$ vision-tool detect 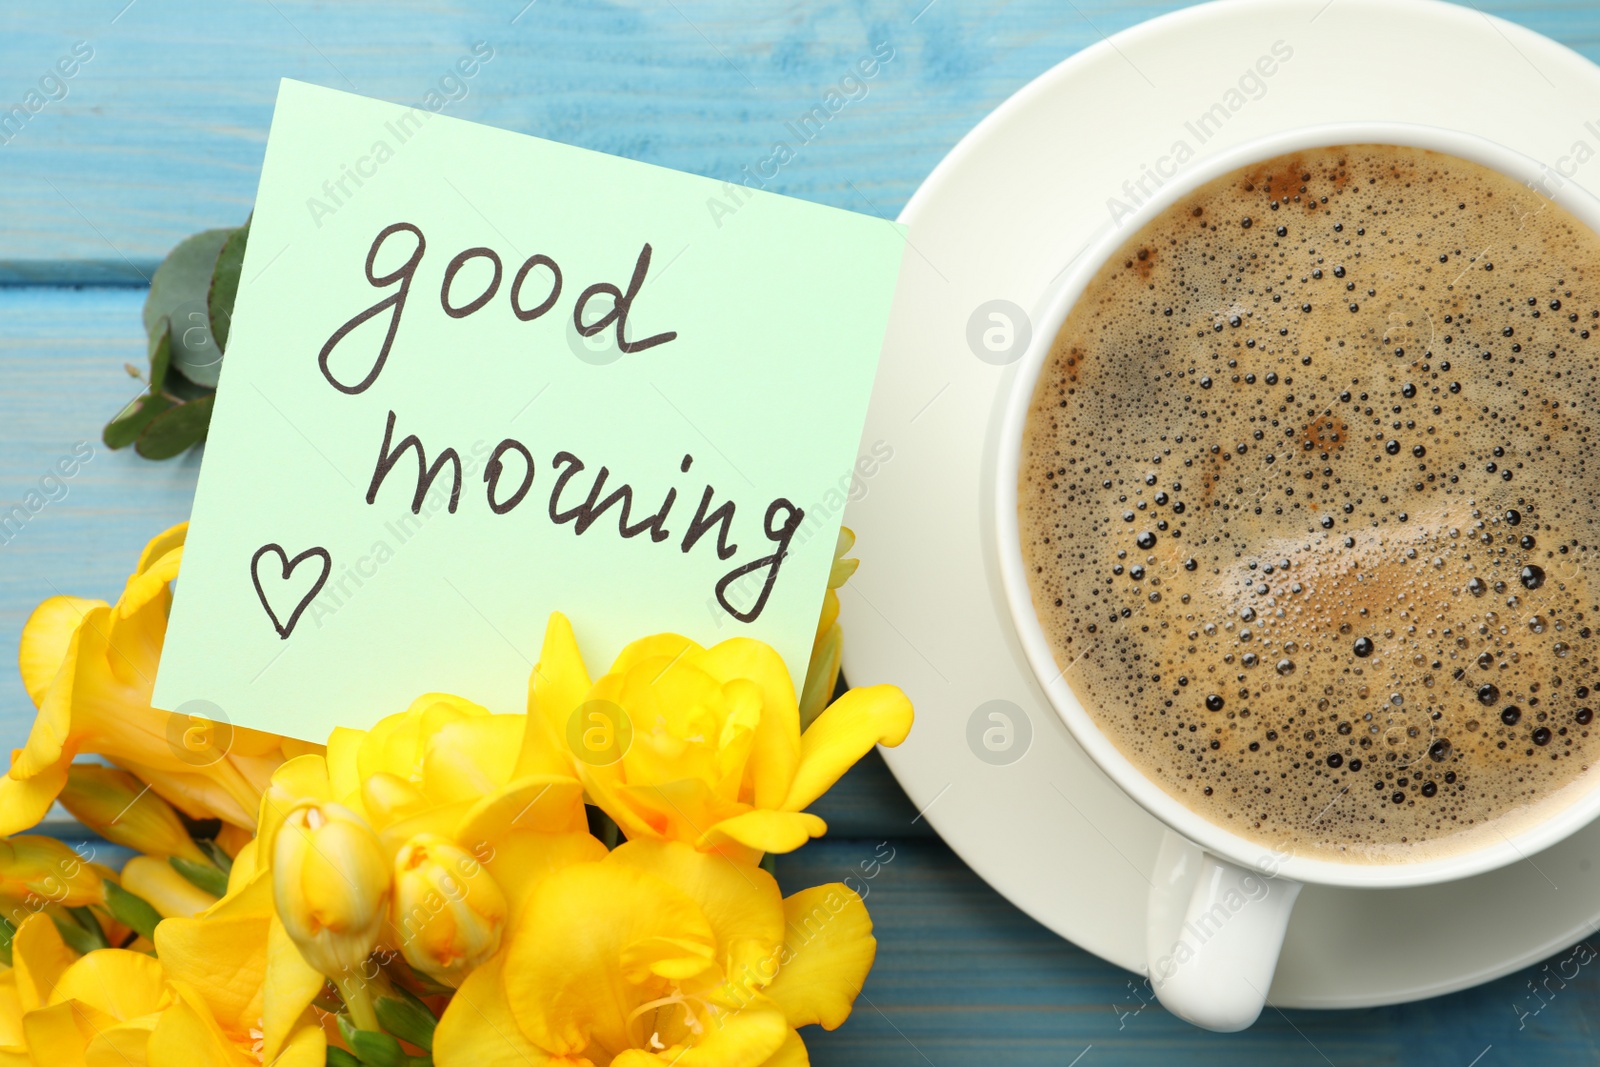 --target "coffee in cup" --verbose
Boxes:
[1018,143,1600,864]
